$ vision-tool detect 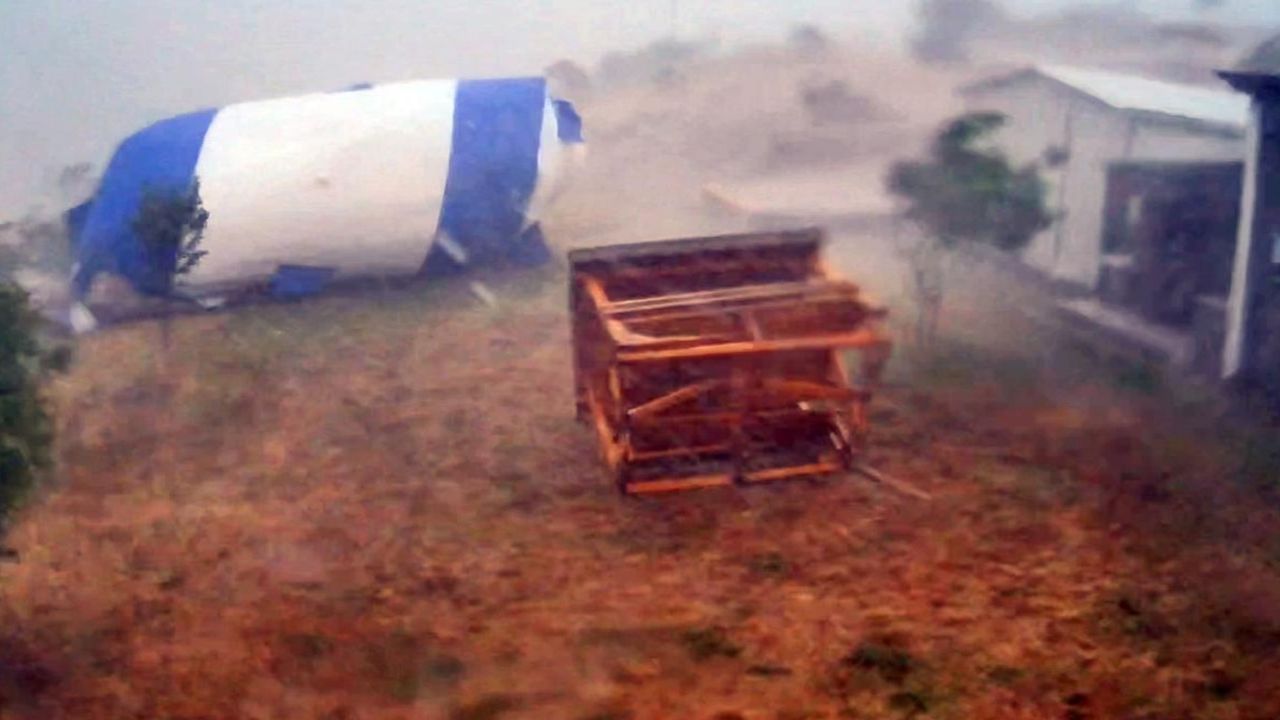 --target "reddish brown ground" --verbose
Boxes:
[2,260,1279,720]
[5,38,1280,720]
